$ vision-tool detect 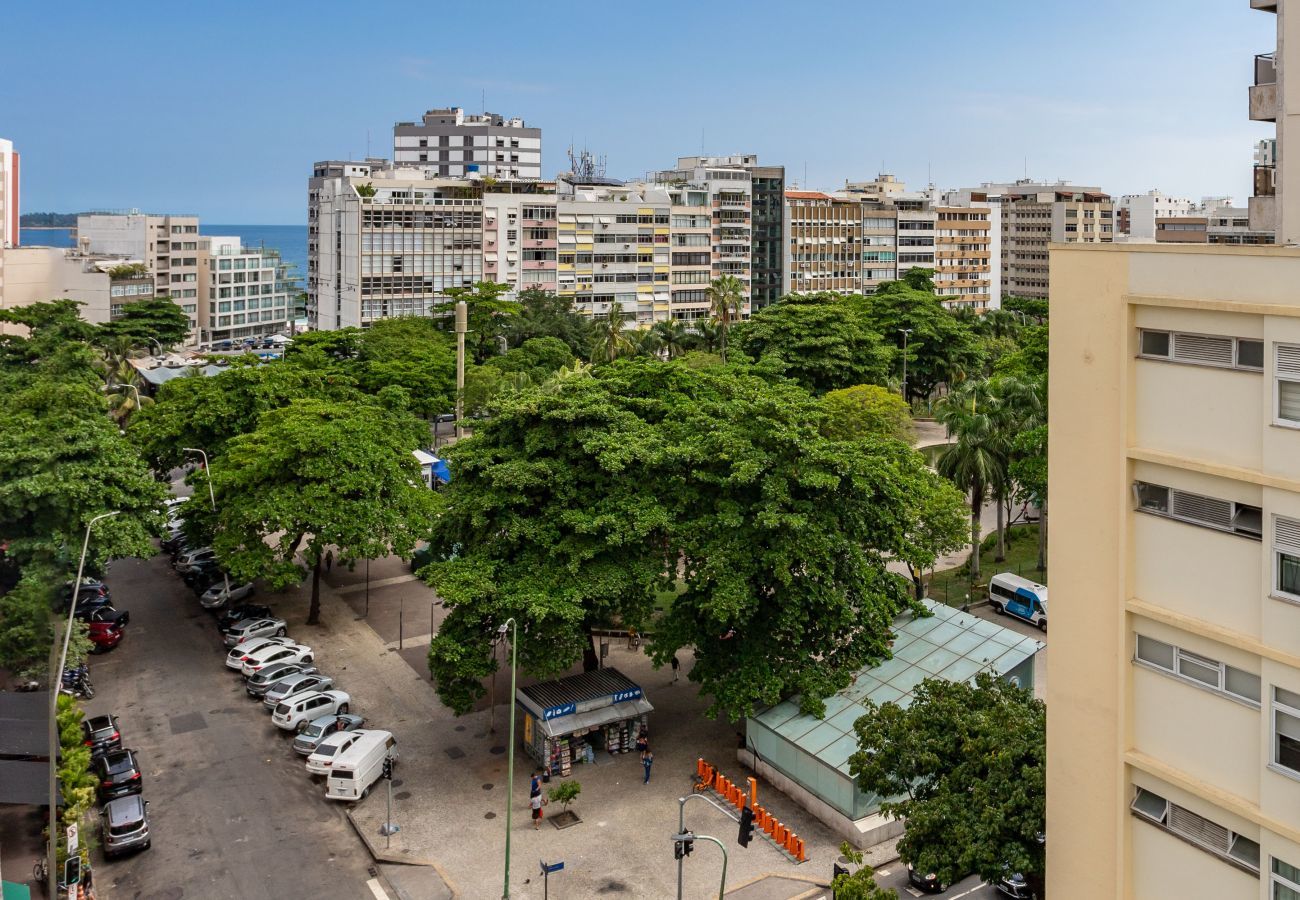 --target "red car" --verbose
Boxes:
[89,620,125,653]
